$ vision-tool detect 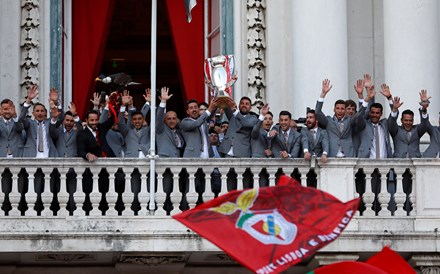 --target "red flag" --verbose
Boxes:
[310,247,415,274]
[173,176,360,273]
